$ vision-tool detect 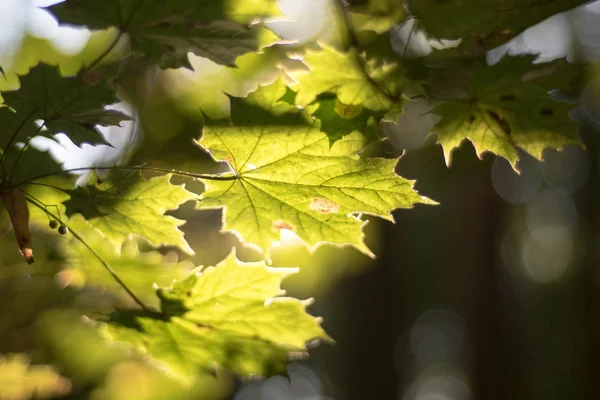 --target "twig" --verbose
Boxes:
[22,191,160,315]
